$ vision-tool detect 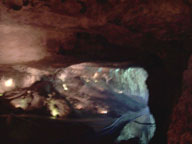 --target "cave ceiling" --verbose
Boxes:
[0,0,192,66]
[1,1,192,143]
